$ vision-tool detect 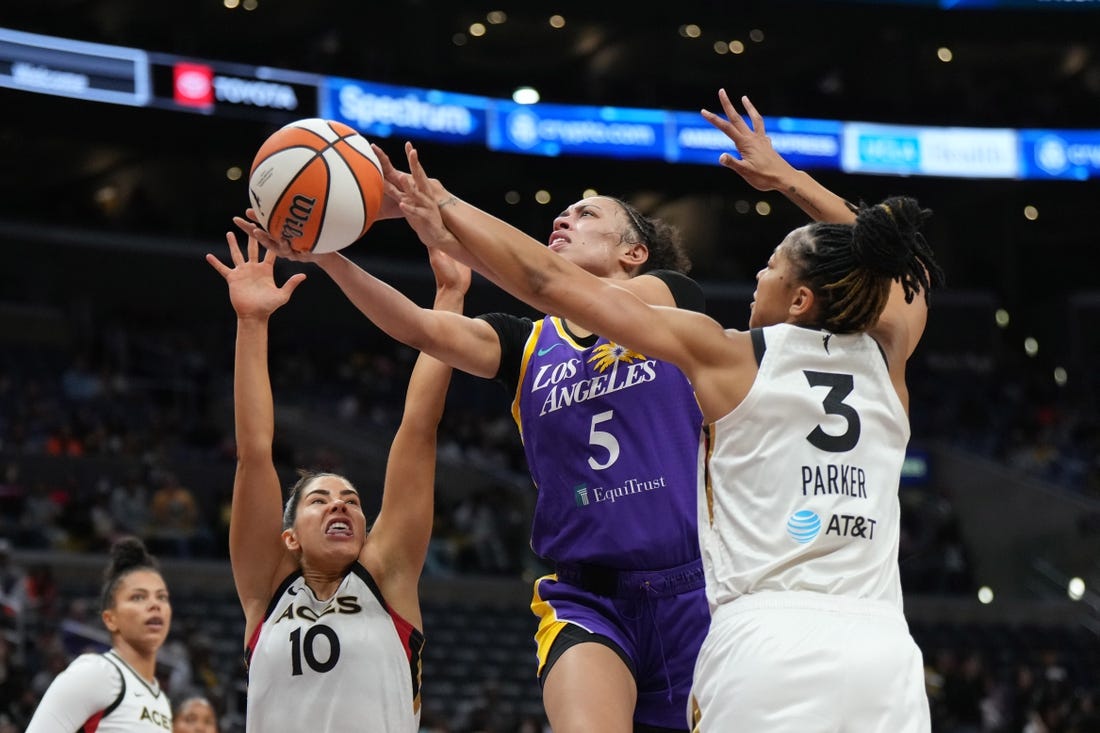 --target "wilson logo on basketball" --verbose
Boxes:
[279,194,317,246]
